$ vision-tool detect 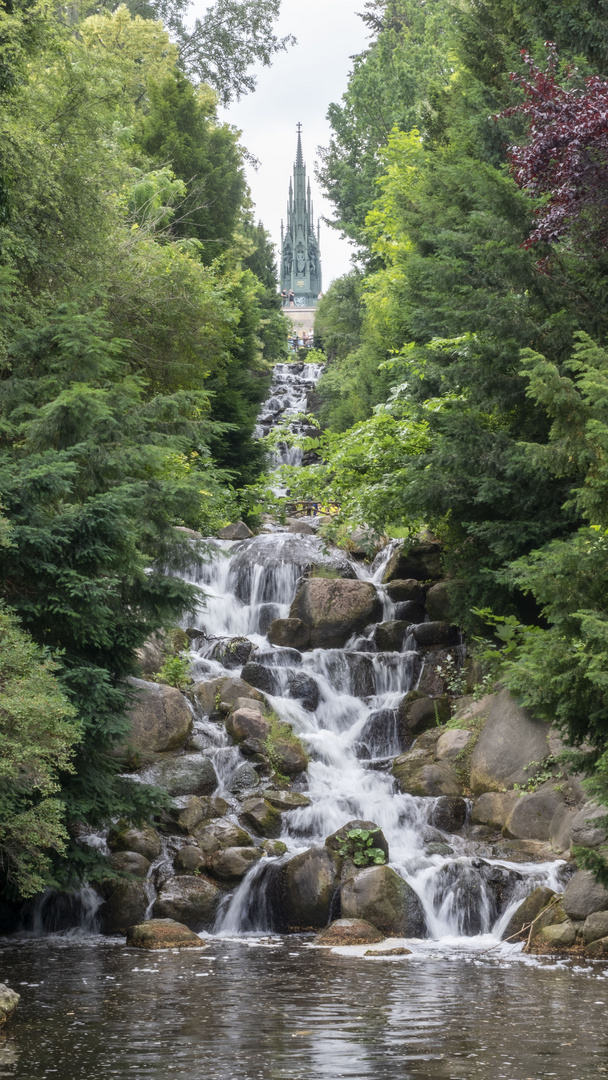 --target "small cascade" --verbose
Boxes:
[171,358,569,944]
